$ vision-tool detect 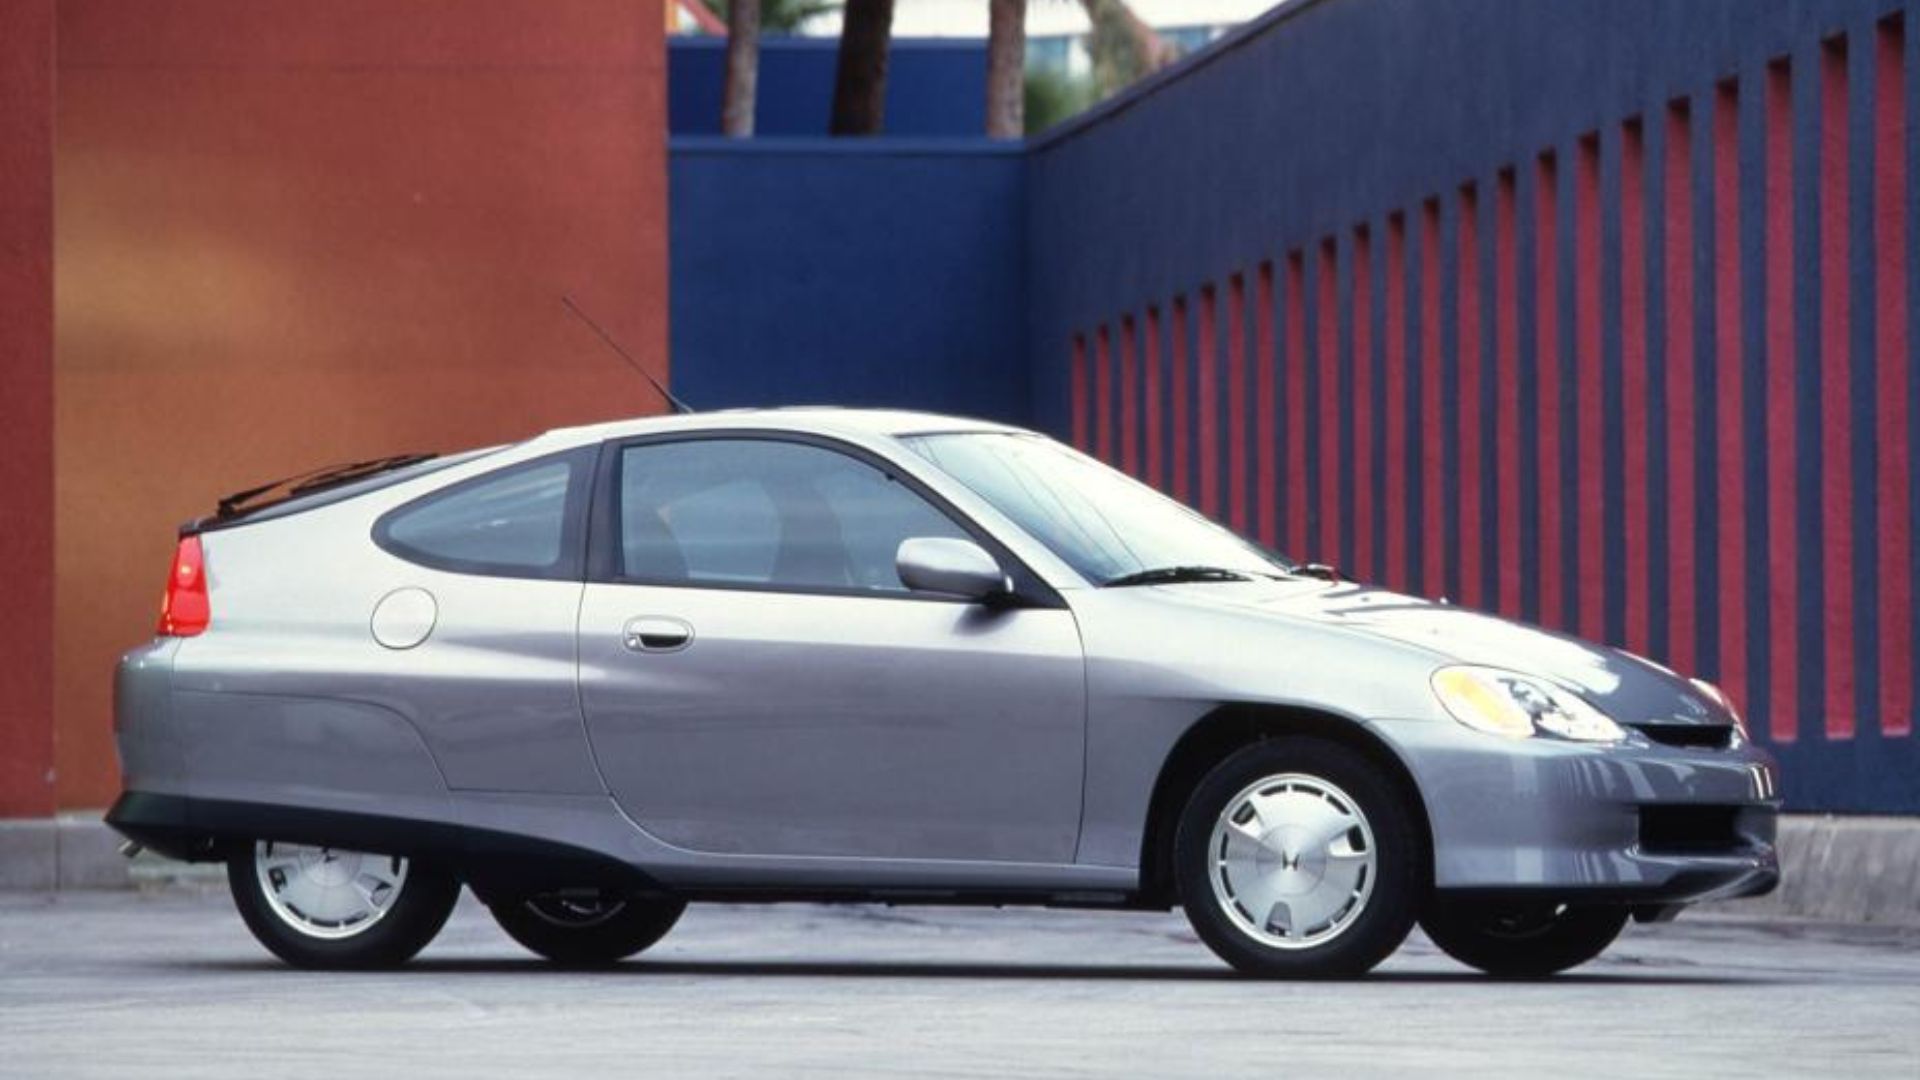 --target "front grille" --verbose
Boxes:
[1630,722,1736,750]
[1639,805,1746,855]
